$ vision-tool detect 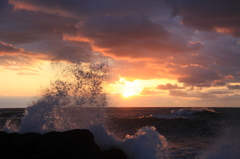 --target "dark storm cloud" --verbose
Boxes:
[0,11,78,46]
[0,0,94,64]
[8,0,166,18]
[157,83,183,90]
[9,0,203,59]
[76,15,203,59]
[166,0,240,36]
